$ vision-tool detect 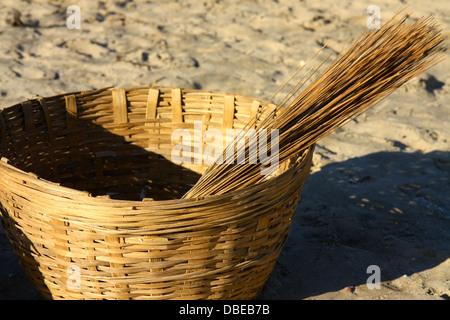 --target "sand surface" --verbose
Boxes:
[0,0,449,300]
